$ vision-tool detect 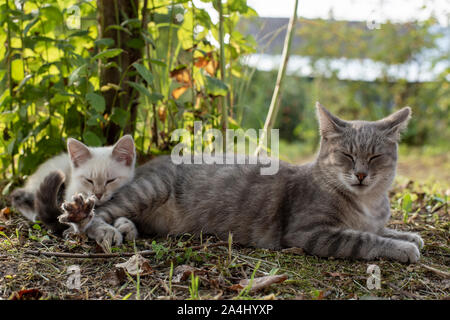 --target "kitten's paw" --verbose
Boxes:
[62,226,76,239]
[405,233,424,250]
[95,225,123,250]
[392,241,420,264]
[114,217,138,242]
[59,193,95,225]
